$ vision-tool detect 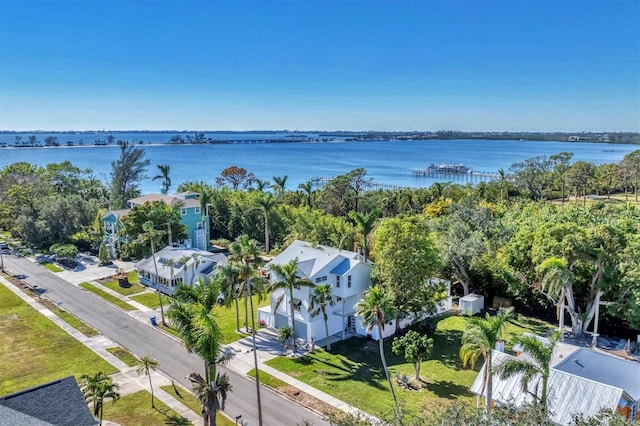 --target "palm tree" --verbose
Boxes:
[349,209,380,261]
[309,283,335,350]
[228,236,265,426]
[136,355,159,408]
[272,175,288,196]
[498,168,508,201]
[460,307,515,411]
[254,178,271,192]
[277,324,294,350]
[268,258,314,353]
[153,164,171,194]
[217,263,242,332]
[298,180,313,208]
[168,278,232,426]
[79,371,120,425]
[540,257,580,336]
[143,221,166,326]
[494,331,561,411]
[163,258,177,291]
[255,192,277,253]
[355,285,400,418]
